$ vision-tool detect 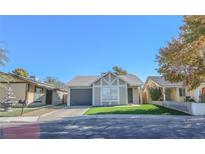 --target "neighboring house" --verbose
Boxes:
[67,72,144,106]
[144,76,205,103]
[0,72,67,106]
